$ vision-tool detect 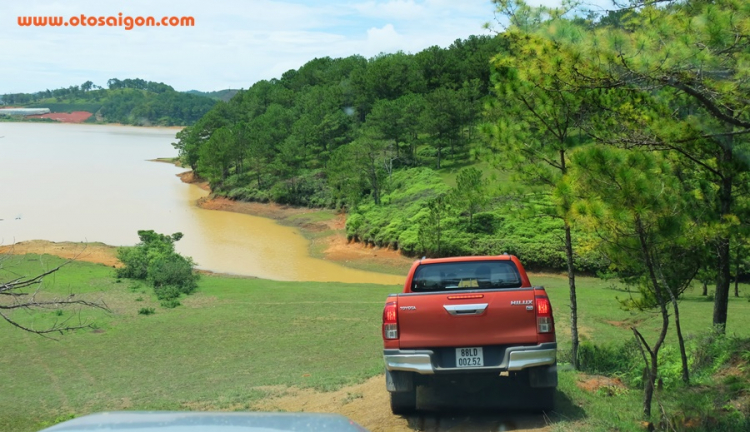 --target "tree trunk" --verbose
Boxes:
[673,298,690,384]
[662,270,690,384]
[713,146,733,332]
[702,281,707,296]
[735,253,740,297]
[437,142,442,170]
[634,215,670,418]
[559,148,579,370]
[564,223,579,370]
[714,237,731,330]
[653,261,691,385]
